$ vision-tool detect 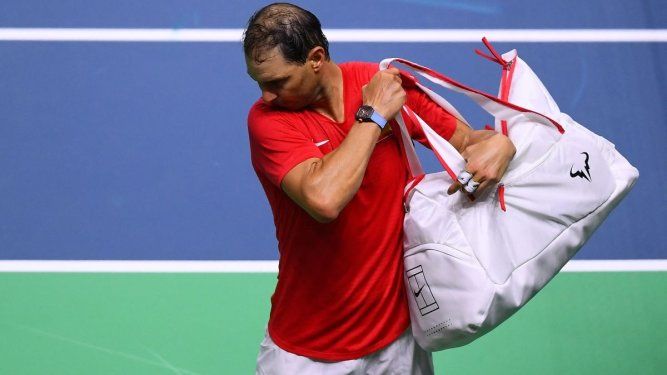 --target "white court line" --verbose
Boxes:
[0,260,278,273]
[560,260,667,272]
[0,260,665,273]
[0,28,666,42]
